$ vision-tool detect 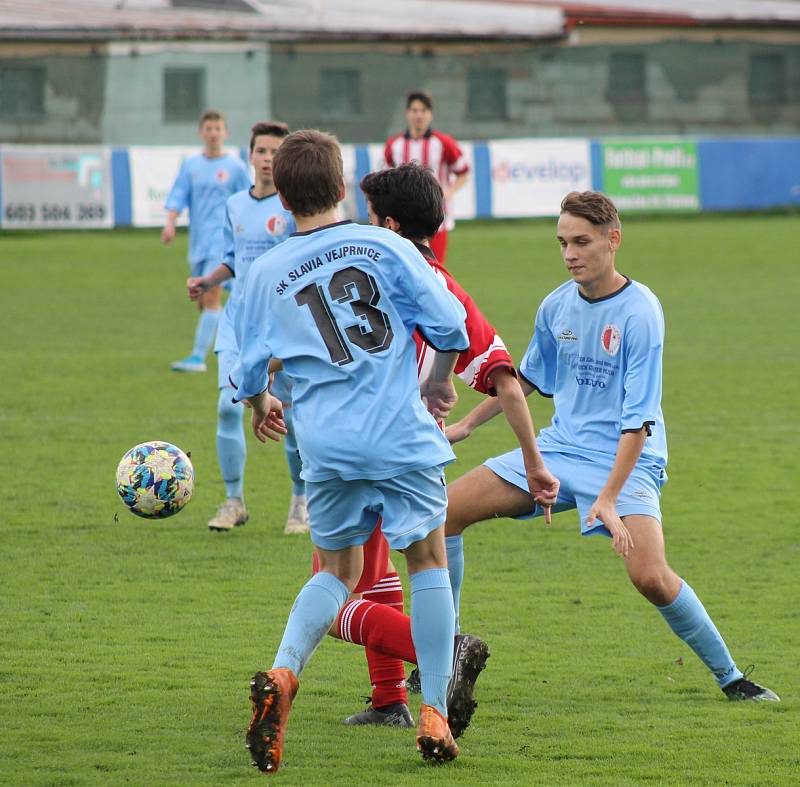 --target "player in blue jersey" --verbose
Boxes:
[443,191,779,703]
[231,130,470,772]
[185,121,307,534]
[162,109,251,373]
